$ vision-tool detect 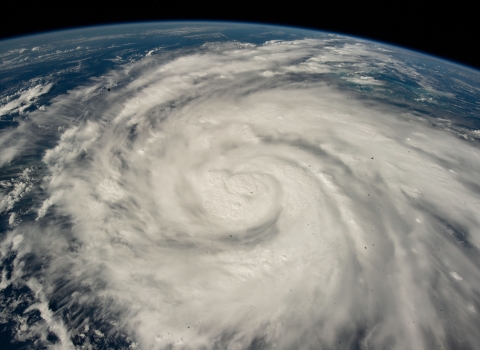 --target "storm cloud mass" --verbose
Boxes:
[2,33,480,349]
